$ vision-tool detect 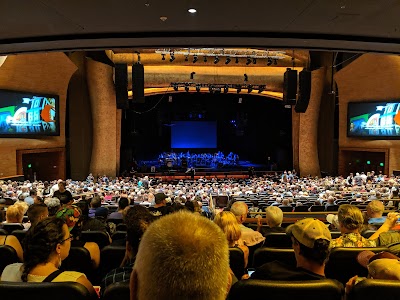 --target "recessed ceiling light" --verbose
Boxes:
[188,8,197,13]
